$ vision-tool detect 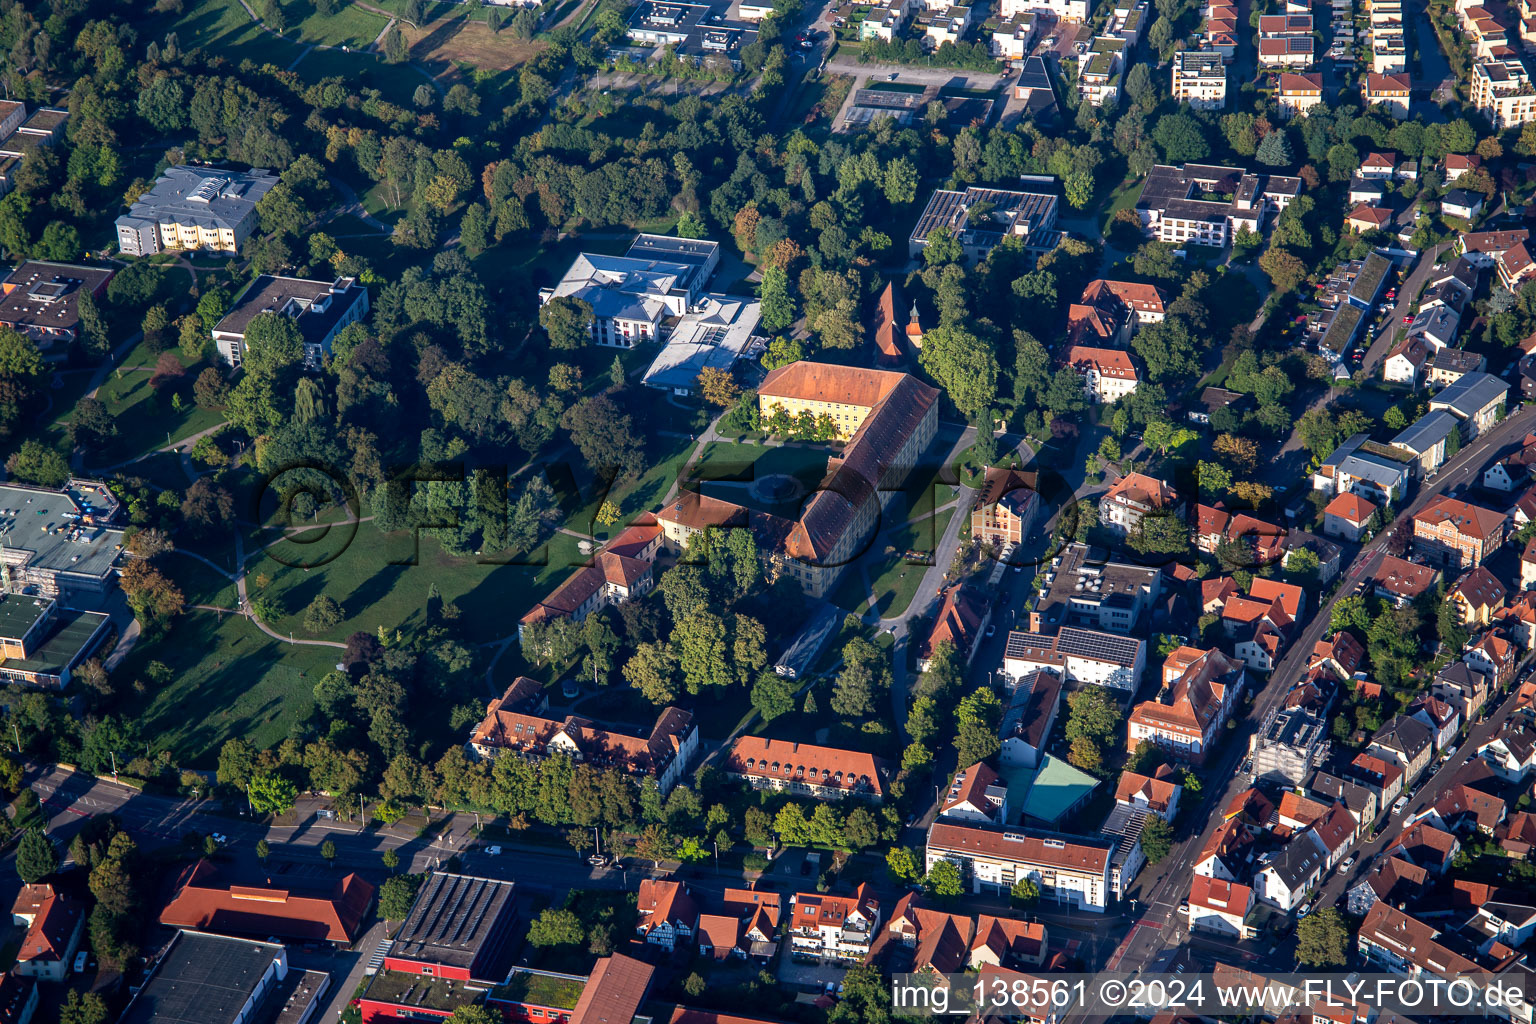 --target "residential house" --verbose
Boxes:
[919,585,988,672]
[1349,205,1393,234]
[1368,554,1441,606]
[1278,72,1325,117]
[1254,831,1328,912]
[1126,647,1246,763]
[1427,781,1506,834]
[1194,817,1261,882]
[1443,189,1485,222]
[1358,151,1397,178]
[1311,433,1414,504]
[924,822,1113,909]
[969,916,1048,968]
[1345,855,1428,916]
[1405,304,1462,352]
[1002,628,1145,691]
[1099,472,1182,536]
[1172,50,1227,109]
[1367,714,1435,785]
[1407,694,1462,751]
[1348,751,1405,808]
[1383,338,1432,385]
[789,887,881,962]
[1412,497,1508,570]
[1063,345,1139,403]
[1357,902,1479,978]
[9,886,81,983]
[1114,764,1183,821]
[999,670,1063,770]
[1188,386,1252,426]
[1307,770,1380,829]
[723,737,891,802]
[636,880,699,951]
[696,915,744,961]
[1432,660,1492,722]
[1450,566,1509,626]
[940,762,1010,824]
[1389,820,1460,873]
[1428,370,1508,440]
[1389,410,1459,476]
[1186,876,1255,939]
[1466,631,1518,687]
[1363,72,1412,117]
[1323,492,1378,542]
[1478,716,1536,782]
[971,468,1039,549]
